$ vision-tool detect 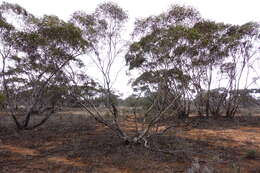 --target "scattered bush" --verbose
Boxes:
[244,150,257,159]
